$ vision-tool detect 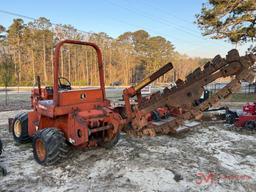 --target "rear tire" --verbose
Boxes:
[32,128,69,166]
[12,112,31,143]
[225,111,238,124]
[99,132,120,149]
[244,121,256,130]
